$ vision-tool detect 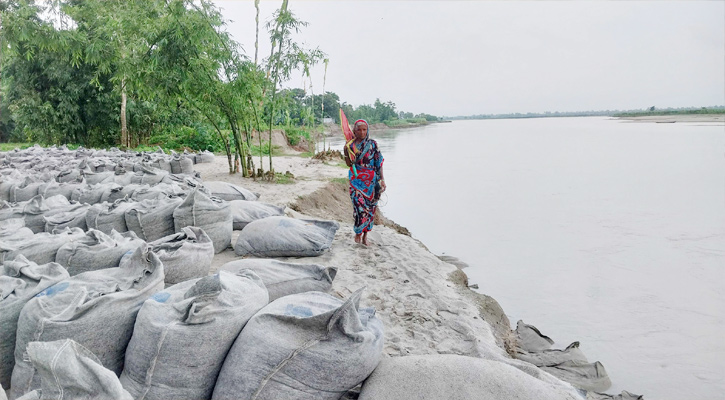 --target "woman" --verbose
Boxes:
[344,119,386,245]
